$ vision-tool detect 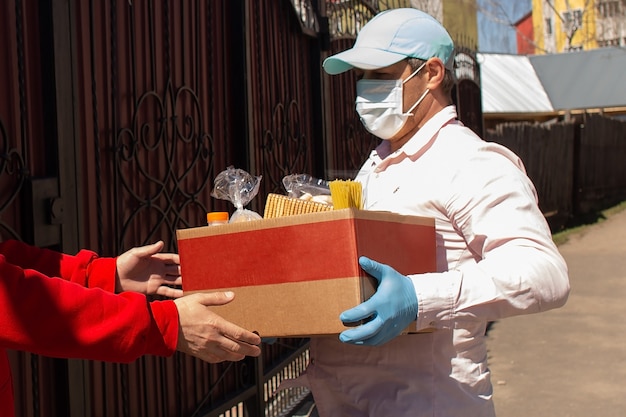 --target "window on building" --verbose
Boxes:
[562,8,583,32]
[597,1,620,18]
[598,38,621,47]
[545,17,552,35]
